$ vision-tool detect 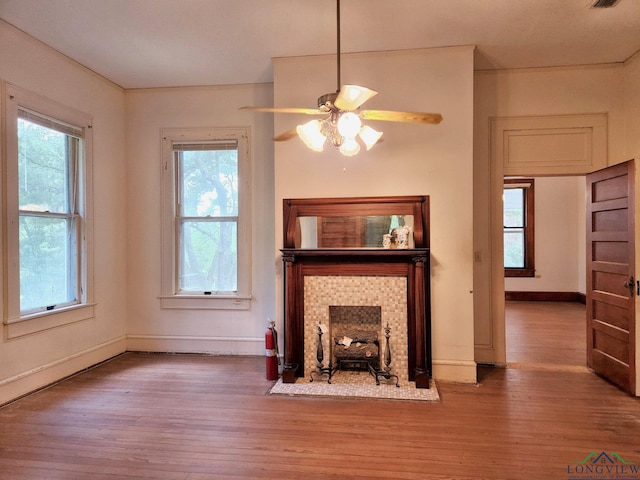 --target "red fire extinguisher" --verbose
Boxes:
[266,320,280,380]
